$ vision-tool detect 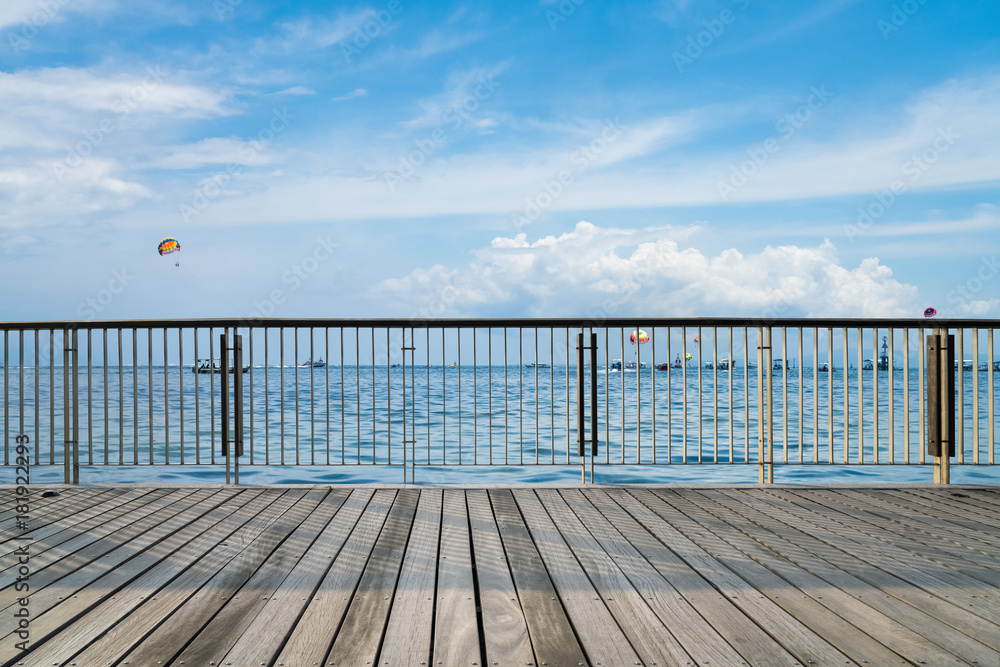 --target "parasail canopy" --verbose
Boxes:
[630,329,649,345]
[923,307,937,318]
[158,238,180,255]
